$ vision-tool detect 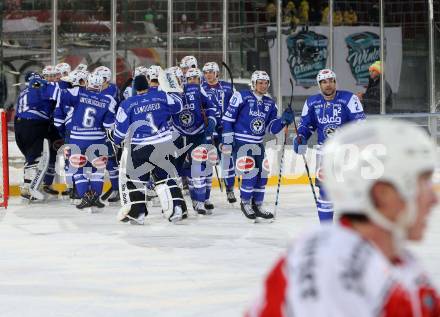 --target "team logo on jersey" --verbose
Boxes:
[236,156,255,172]
[250,117,265,134]
[91,156,108,169]
[324,124,338,138]
[191,146,208,162]
[179,110,194,128]
[69,154,87,168]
